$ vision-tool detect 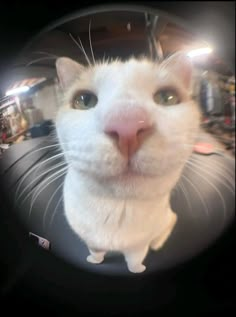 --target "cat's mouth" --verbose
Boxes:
[120,170,141,177]
[118,162,149,178]
[69,152,157,180]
